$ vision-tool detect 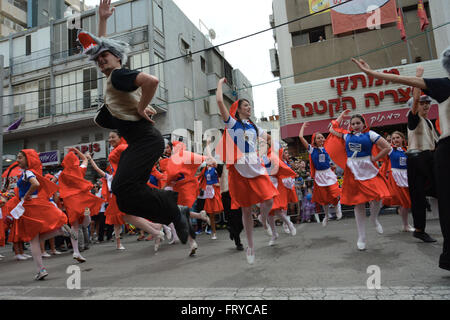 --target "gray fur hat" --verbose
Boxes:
[442,46,450,76]
[77,30,130,67]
